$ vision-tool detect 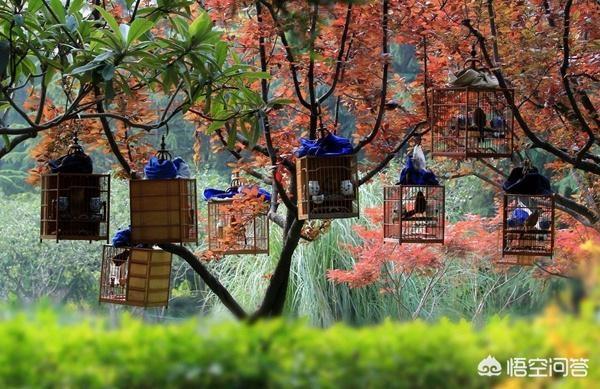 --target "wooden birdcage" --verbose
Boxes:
[207,196,269,255]
[40,173,110,242]
[502,194,555,258]
[383,185,445,244]
[430,87,514,159]
[129,178,198,244]
[296,155,359,220]
[99,245,172,307]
